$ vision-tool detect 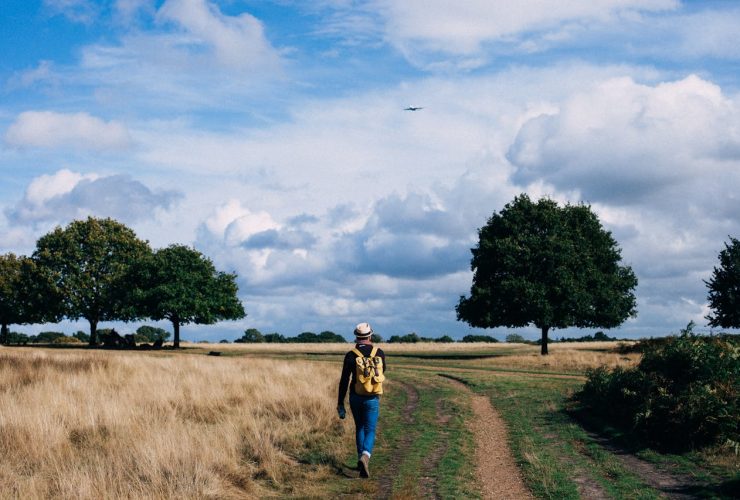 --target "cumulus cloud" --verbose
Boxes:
[335,191,477,279]
[5,111,131,150]
[157,0,280,70]
[6,169,181,225]
[508,75,740,203]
